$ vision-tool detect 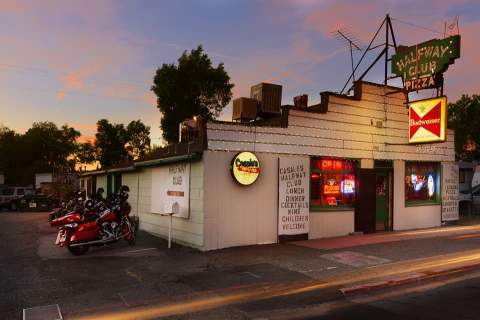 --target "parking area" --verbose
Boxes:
[5,211,480,319]
[0,211,209,319]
